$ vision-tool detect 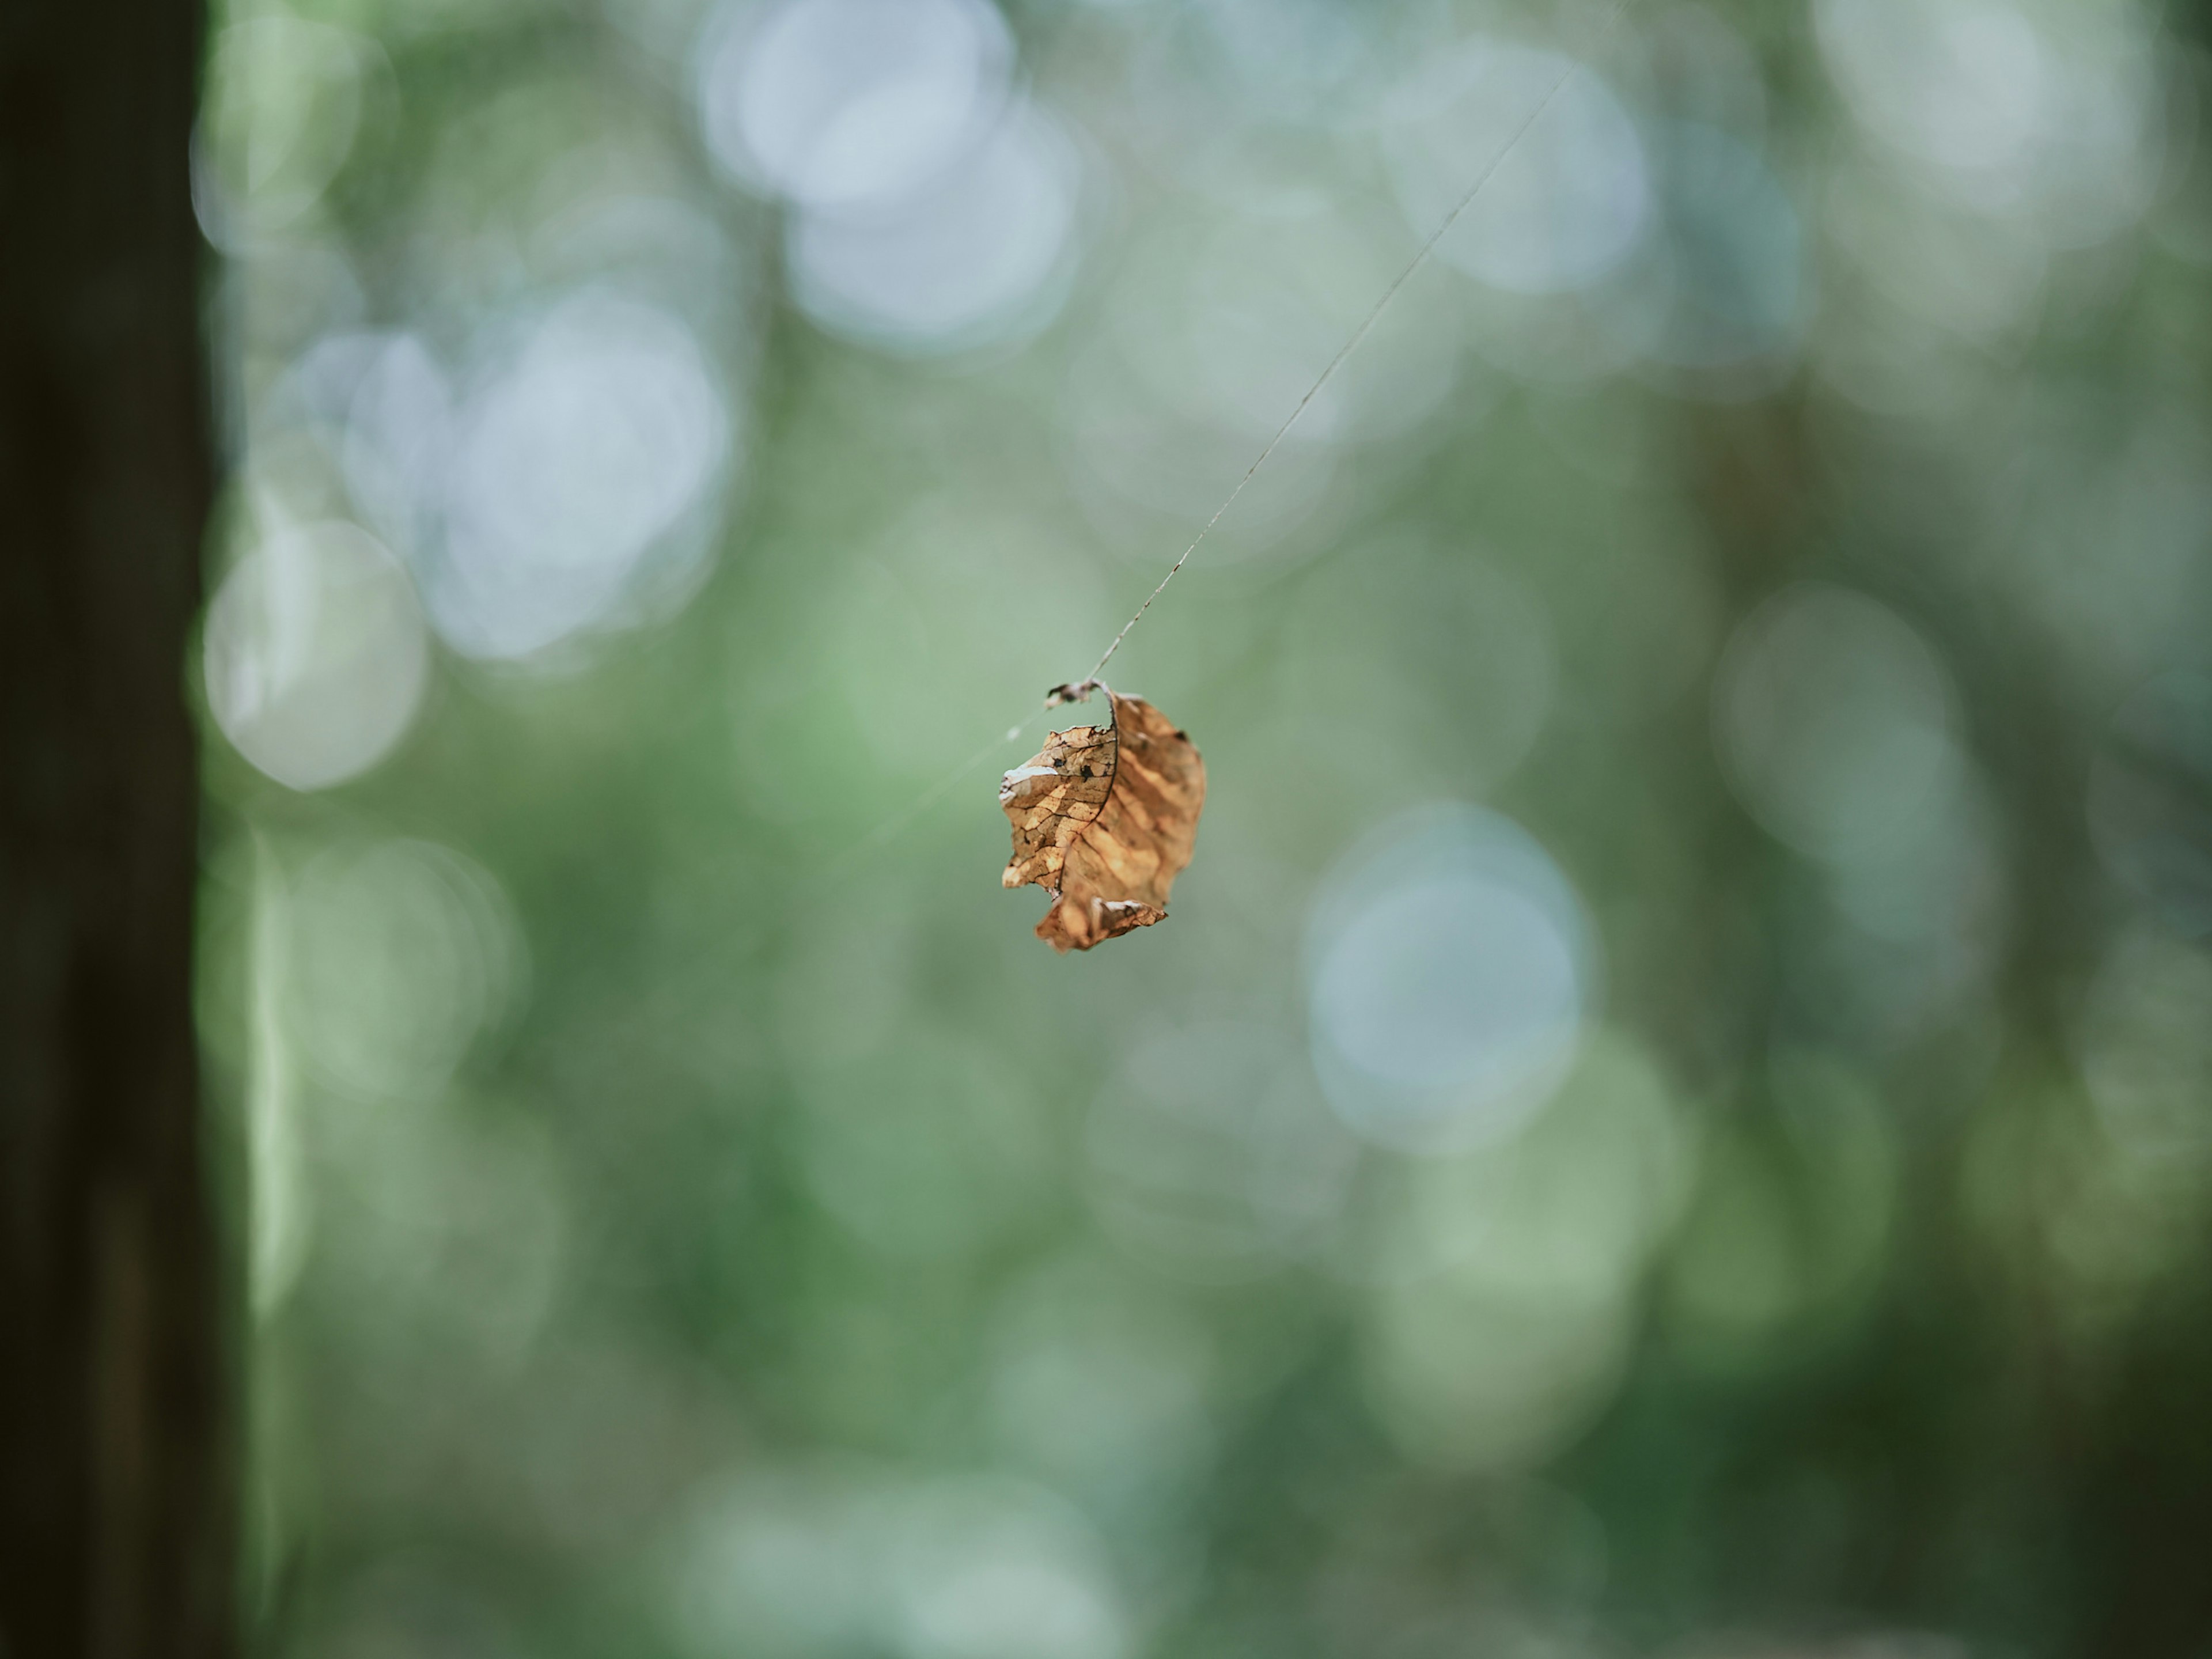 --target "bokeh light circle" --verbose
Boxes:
[786,100,1081,354]
[204,520,430,791]
[284,838,524,1101]
[697,0,1013,210]
[1713,584,1962,866]
[1307,805,1596,1154]
[198,16,368,243]
[1815,0,2161,245]
[1342,1037,1692,1471]
[1816,0,2046,177]
[339,332,454,559]
[431,293,730,661]
[672,1467,1126,1659]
